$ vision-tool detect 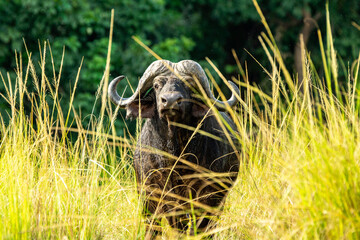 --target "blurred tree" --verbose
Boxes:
[0,0,359,134]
